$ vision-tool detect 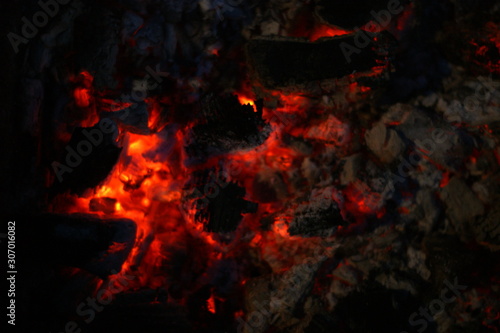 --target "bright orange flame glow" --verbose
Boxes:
[74,87,91,108]
[207,294,216,314]
[309,25,352,42]
[52,59,393,308]
[237,95,255,107]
